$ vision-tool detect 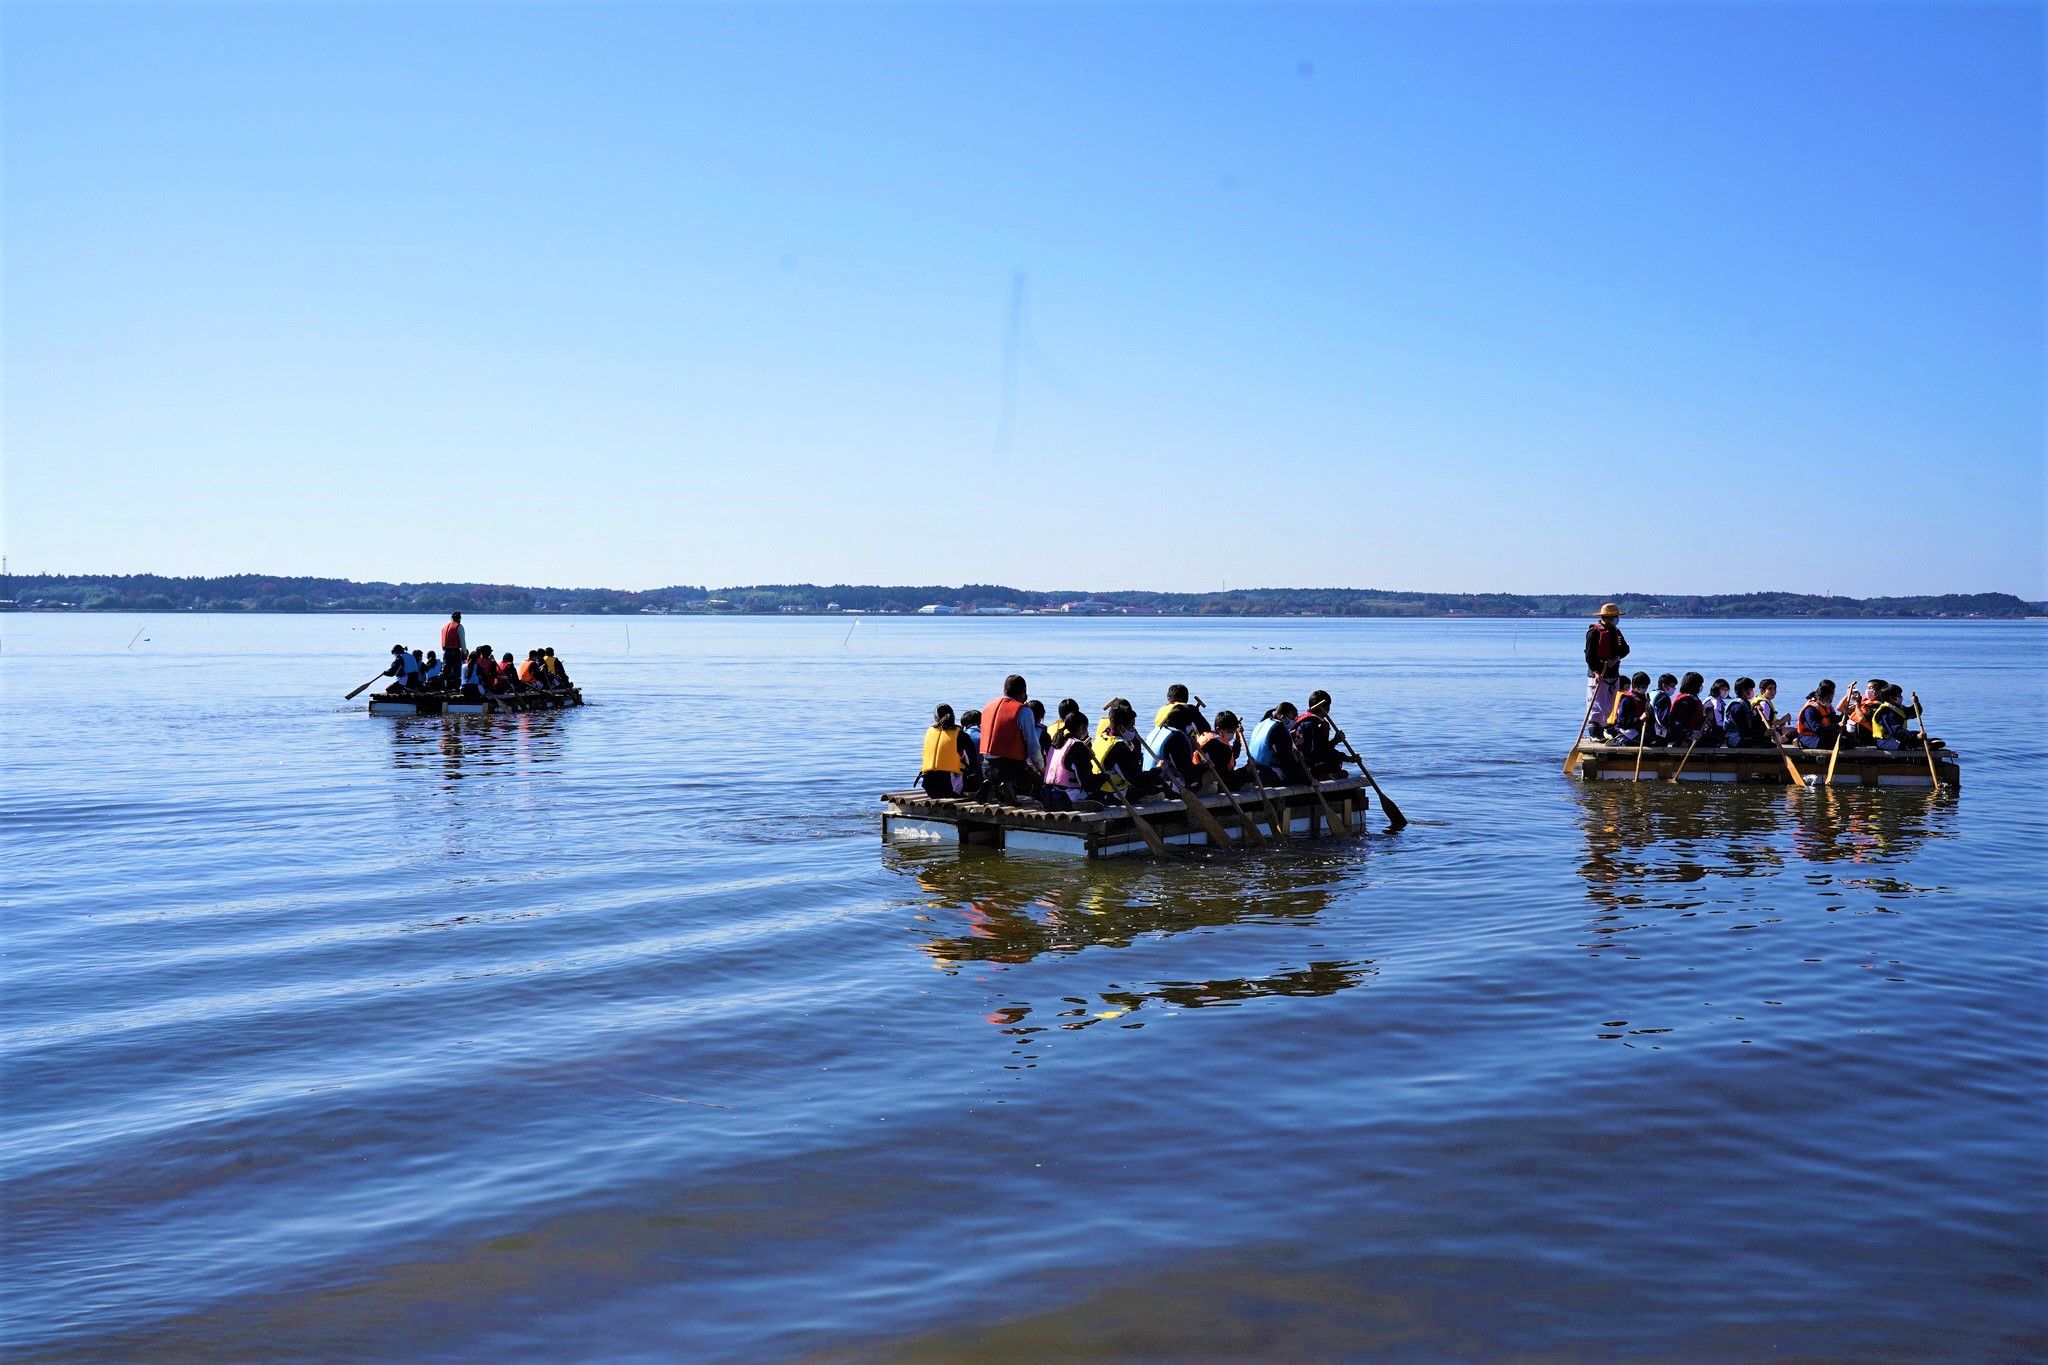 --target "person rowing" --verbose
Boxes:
[1609,673,1651,745]
[1248,702,1311,785]
[1795,680,1842,749]
[1293,690,1348,780]
[1194,711,1253,790]
[382,644,421,693]
[1041,710,1106,811]
[1723,677,1774,748]
[1093,701,1165,801]
[1154,683,1209,733]
[1142,703,1206,790]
